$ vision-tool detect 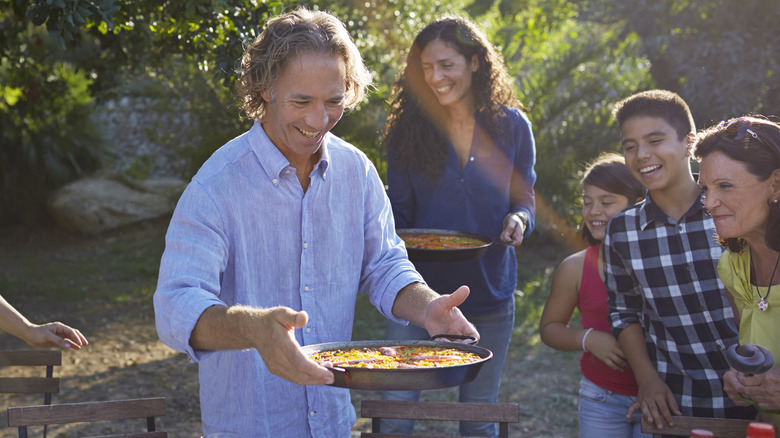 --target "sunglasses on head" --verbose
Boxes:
[716,117,772,149]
